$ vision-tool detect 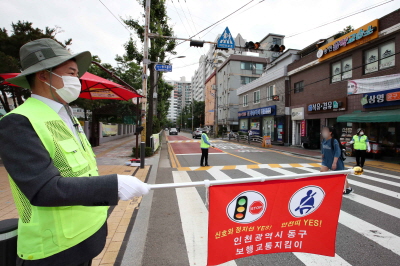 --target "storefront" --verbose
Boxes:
[238,105,277,138]
[338,74,400,157]
[291,107,305,146]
